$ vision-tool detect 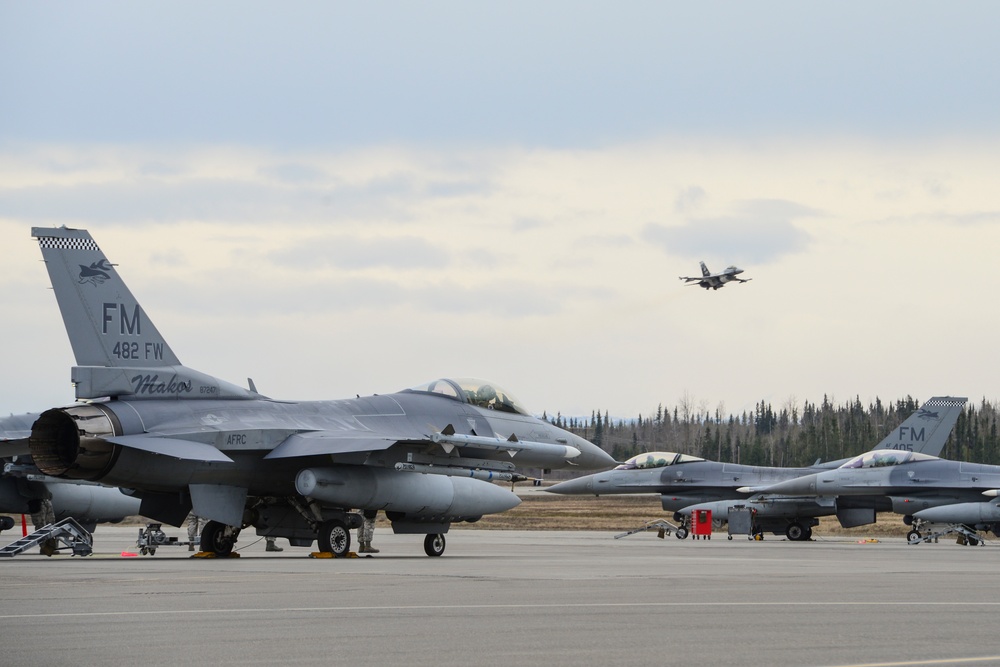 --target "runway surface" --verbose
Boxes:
[1,526,997,667]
